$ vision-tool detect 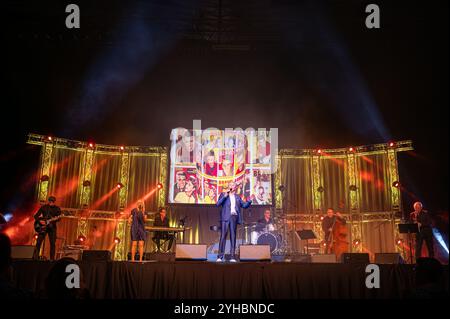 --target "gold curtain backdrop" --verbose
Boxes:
[127,155,162,212]
[357,153,391,212]
[86,219,117,251]
[27,134,412,260]
[320,157,348,210]
[280,157,312,213]
[48,148,83,209]
[91,154,121,211]
[361,219,397,256]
